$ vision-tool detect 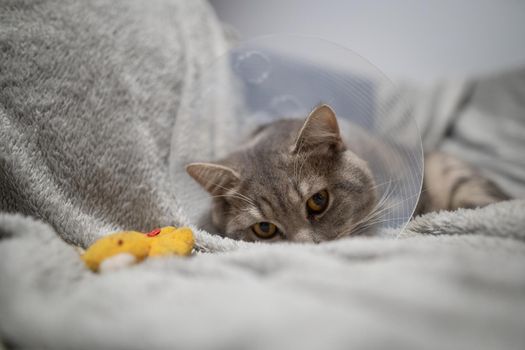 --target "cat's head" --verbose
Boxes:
[186,104,377,243]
